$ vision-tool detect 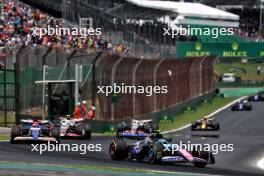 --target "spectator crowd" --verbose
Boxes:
[0,0,126,67]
